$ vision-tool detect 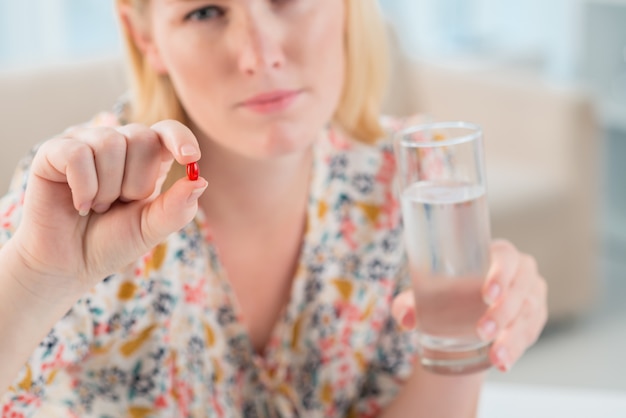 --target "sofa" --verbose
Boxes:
[0,56,128,191]
[0,48,600,322]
